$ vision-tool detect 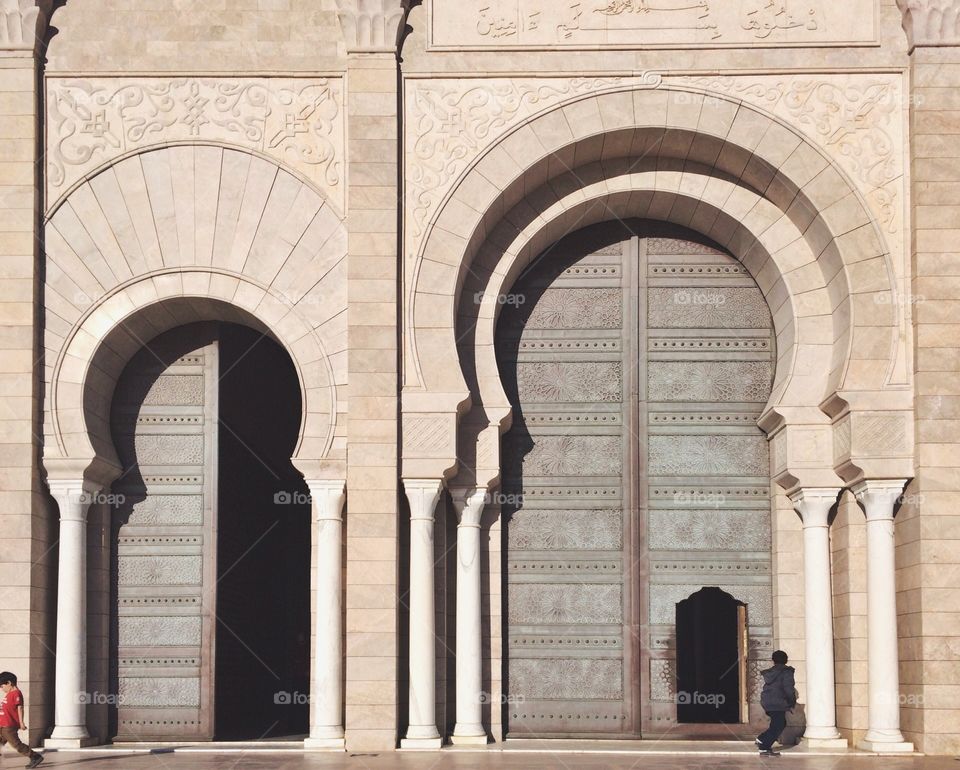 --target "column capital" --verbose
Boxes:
[896,0,960,51]
[334,0,407,54]
[789,487,841,527]
[304,479,346,522]
[403,478,443,522]
[449,486,487,528]
[0,0,52,53]
[852,479,909,521]
[47,479,102,523]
